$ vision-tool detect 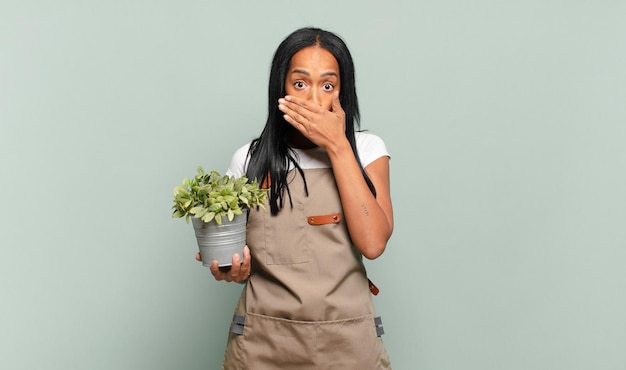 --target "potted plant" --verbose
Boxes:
[172,166,268,267]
